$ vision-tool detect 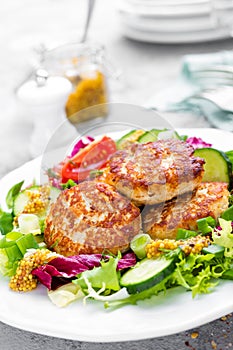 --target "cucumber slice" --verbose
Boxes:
[18,214,41,235]
[116,128,179,148]
[13,191,33,216]
[157,130,181,140]
[120,256,175,294]
[138,129,166,143]
[13,186,60,217]
[194,148,232,185]
[116,130,144,149]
